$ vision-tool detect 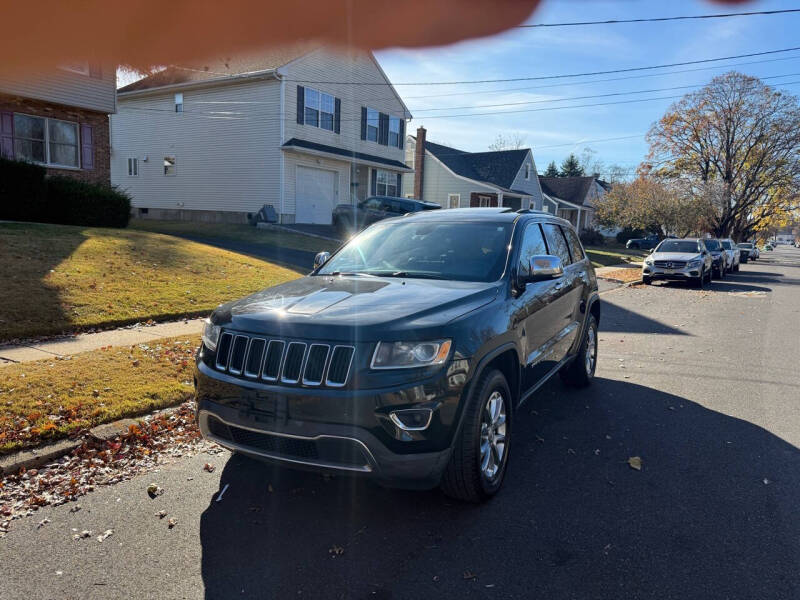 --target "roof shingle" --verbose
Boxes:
[424,140,528,191]
[538,176,599,207]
